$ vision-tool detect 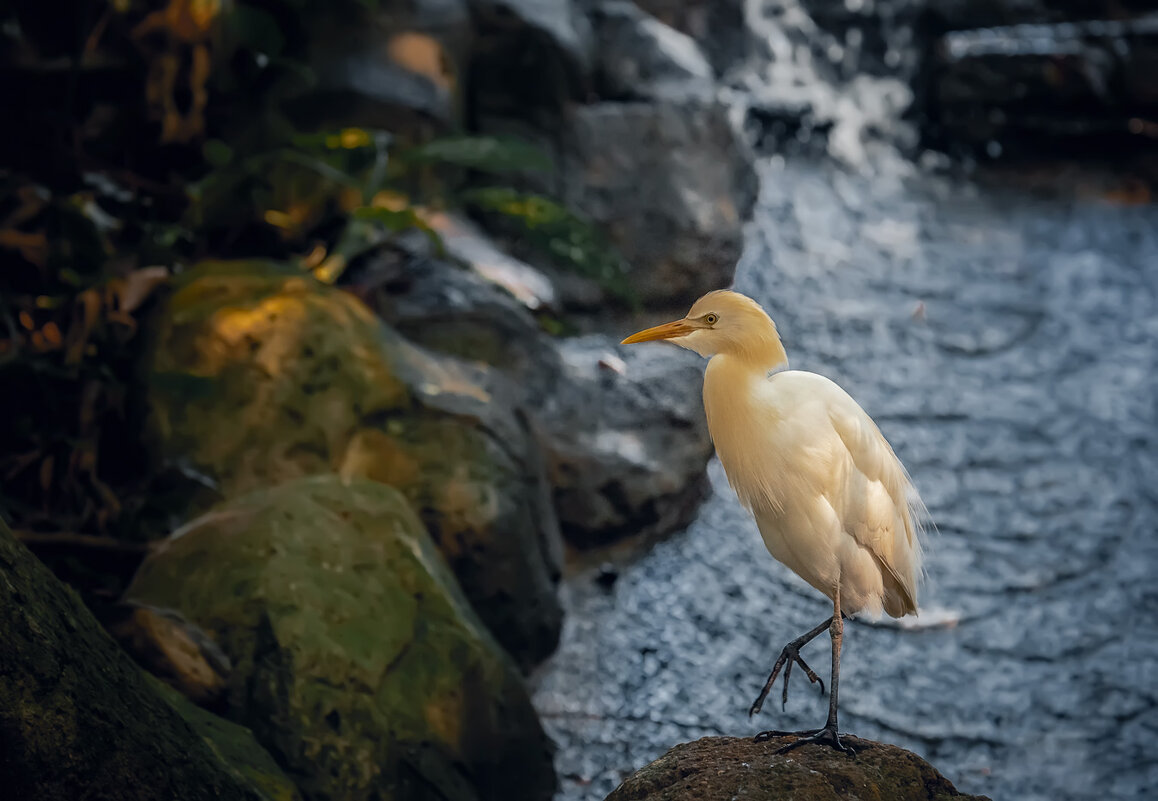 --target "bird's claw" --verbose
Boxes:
[749,643,825,718]
[773,724,856,756]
